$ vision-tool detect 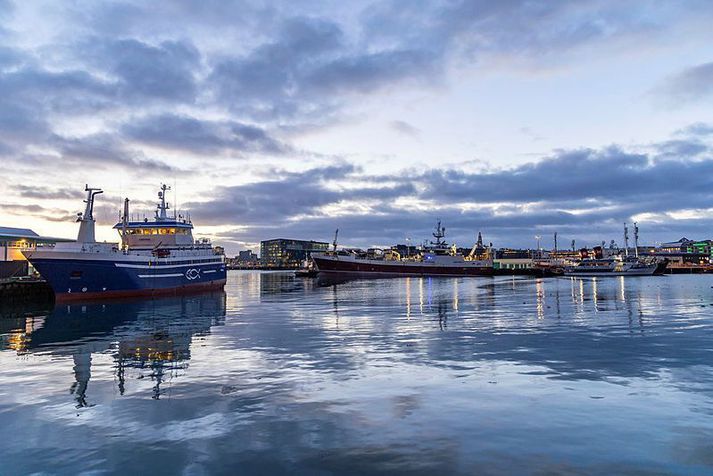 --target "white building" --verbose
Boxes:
[0,227,70,279]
